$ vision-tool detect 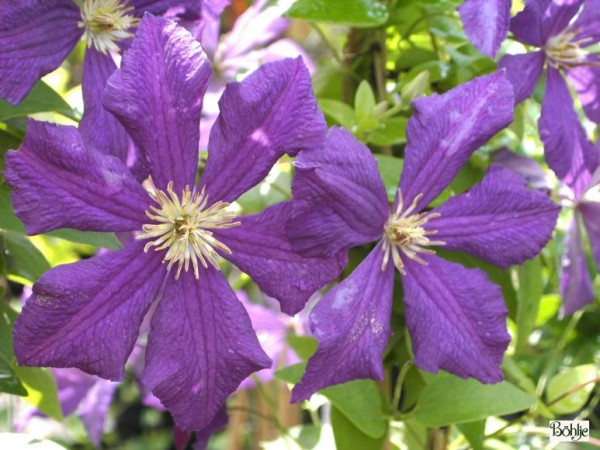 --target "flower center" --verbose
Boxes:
[381,190,445,275]
[545,28,593,69]
[136,180,240,280]
[78,0,140,55]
